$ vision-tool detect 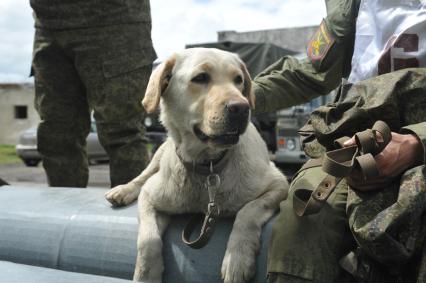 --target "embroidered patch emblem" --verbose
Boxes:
[307,20,335,61]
